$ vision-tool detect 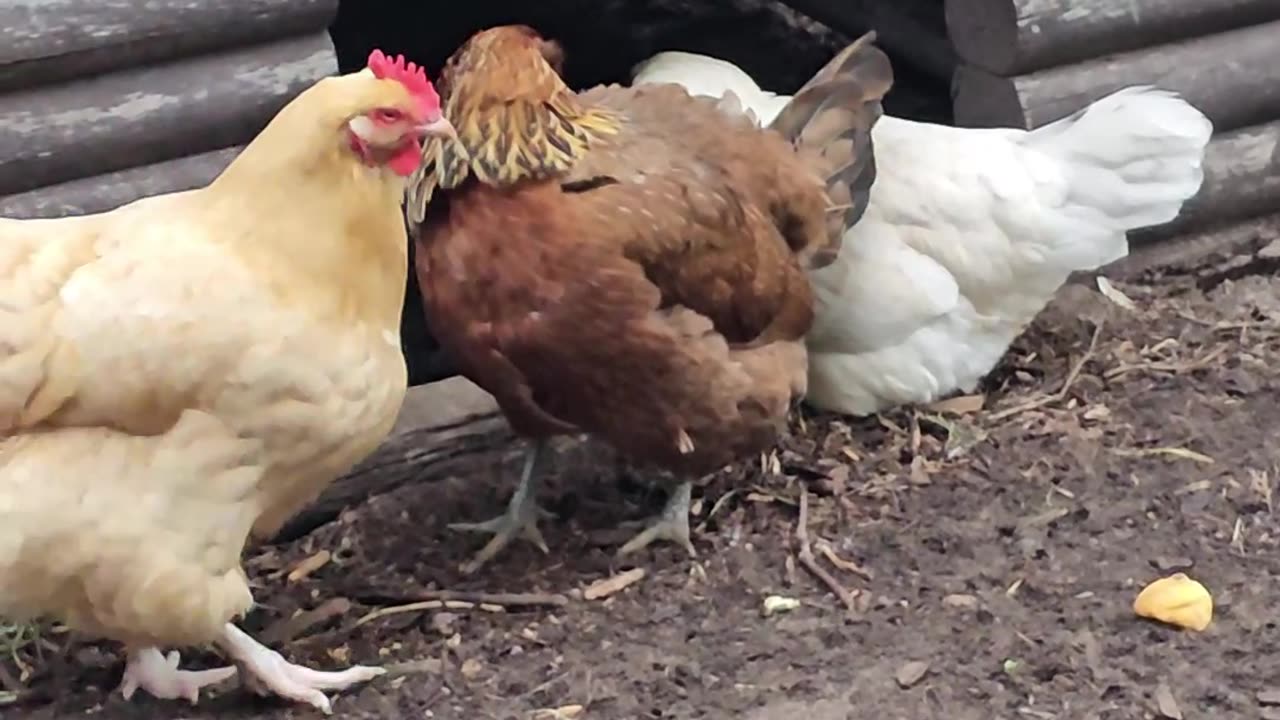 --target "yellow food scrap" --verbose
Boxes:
[1133,573,1213,631]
